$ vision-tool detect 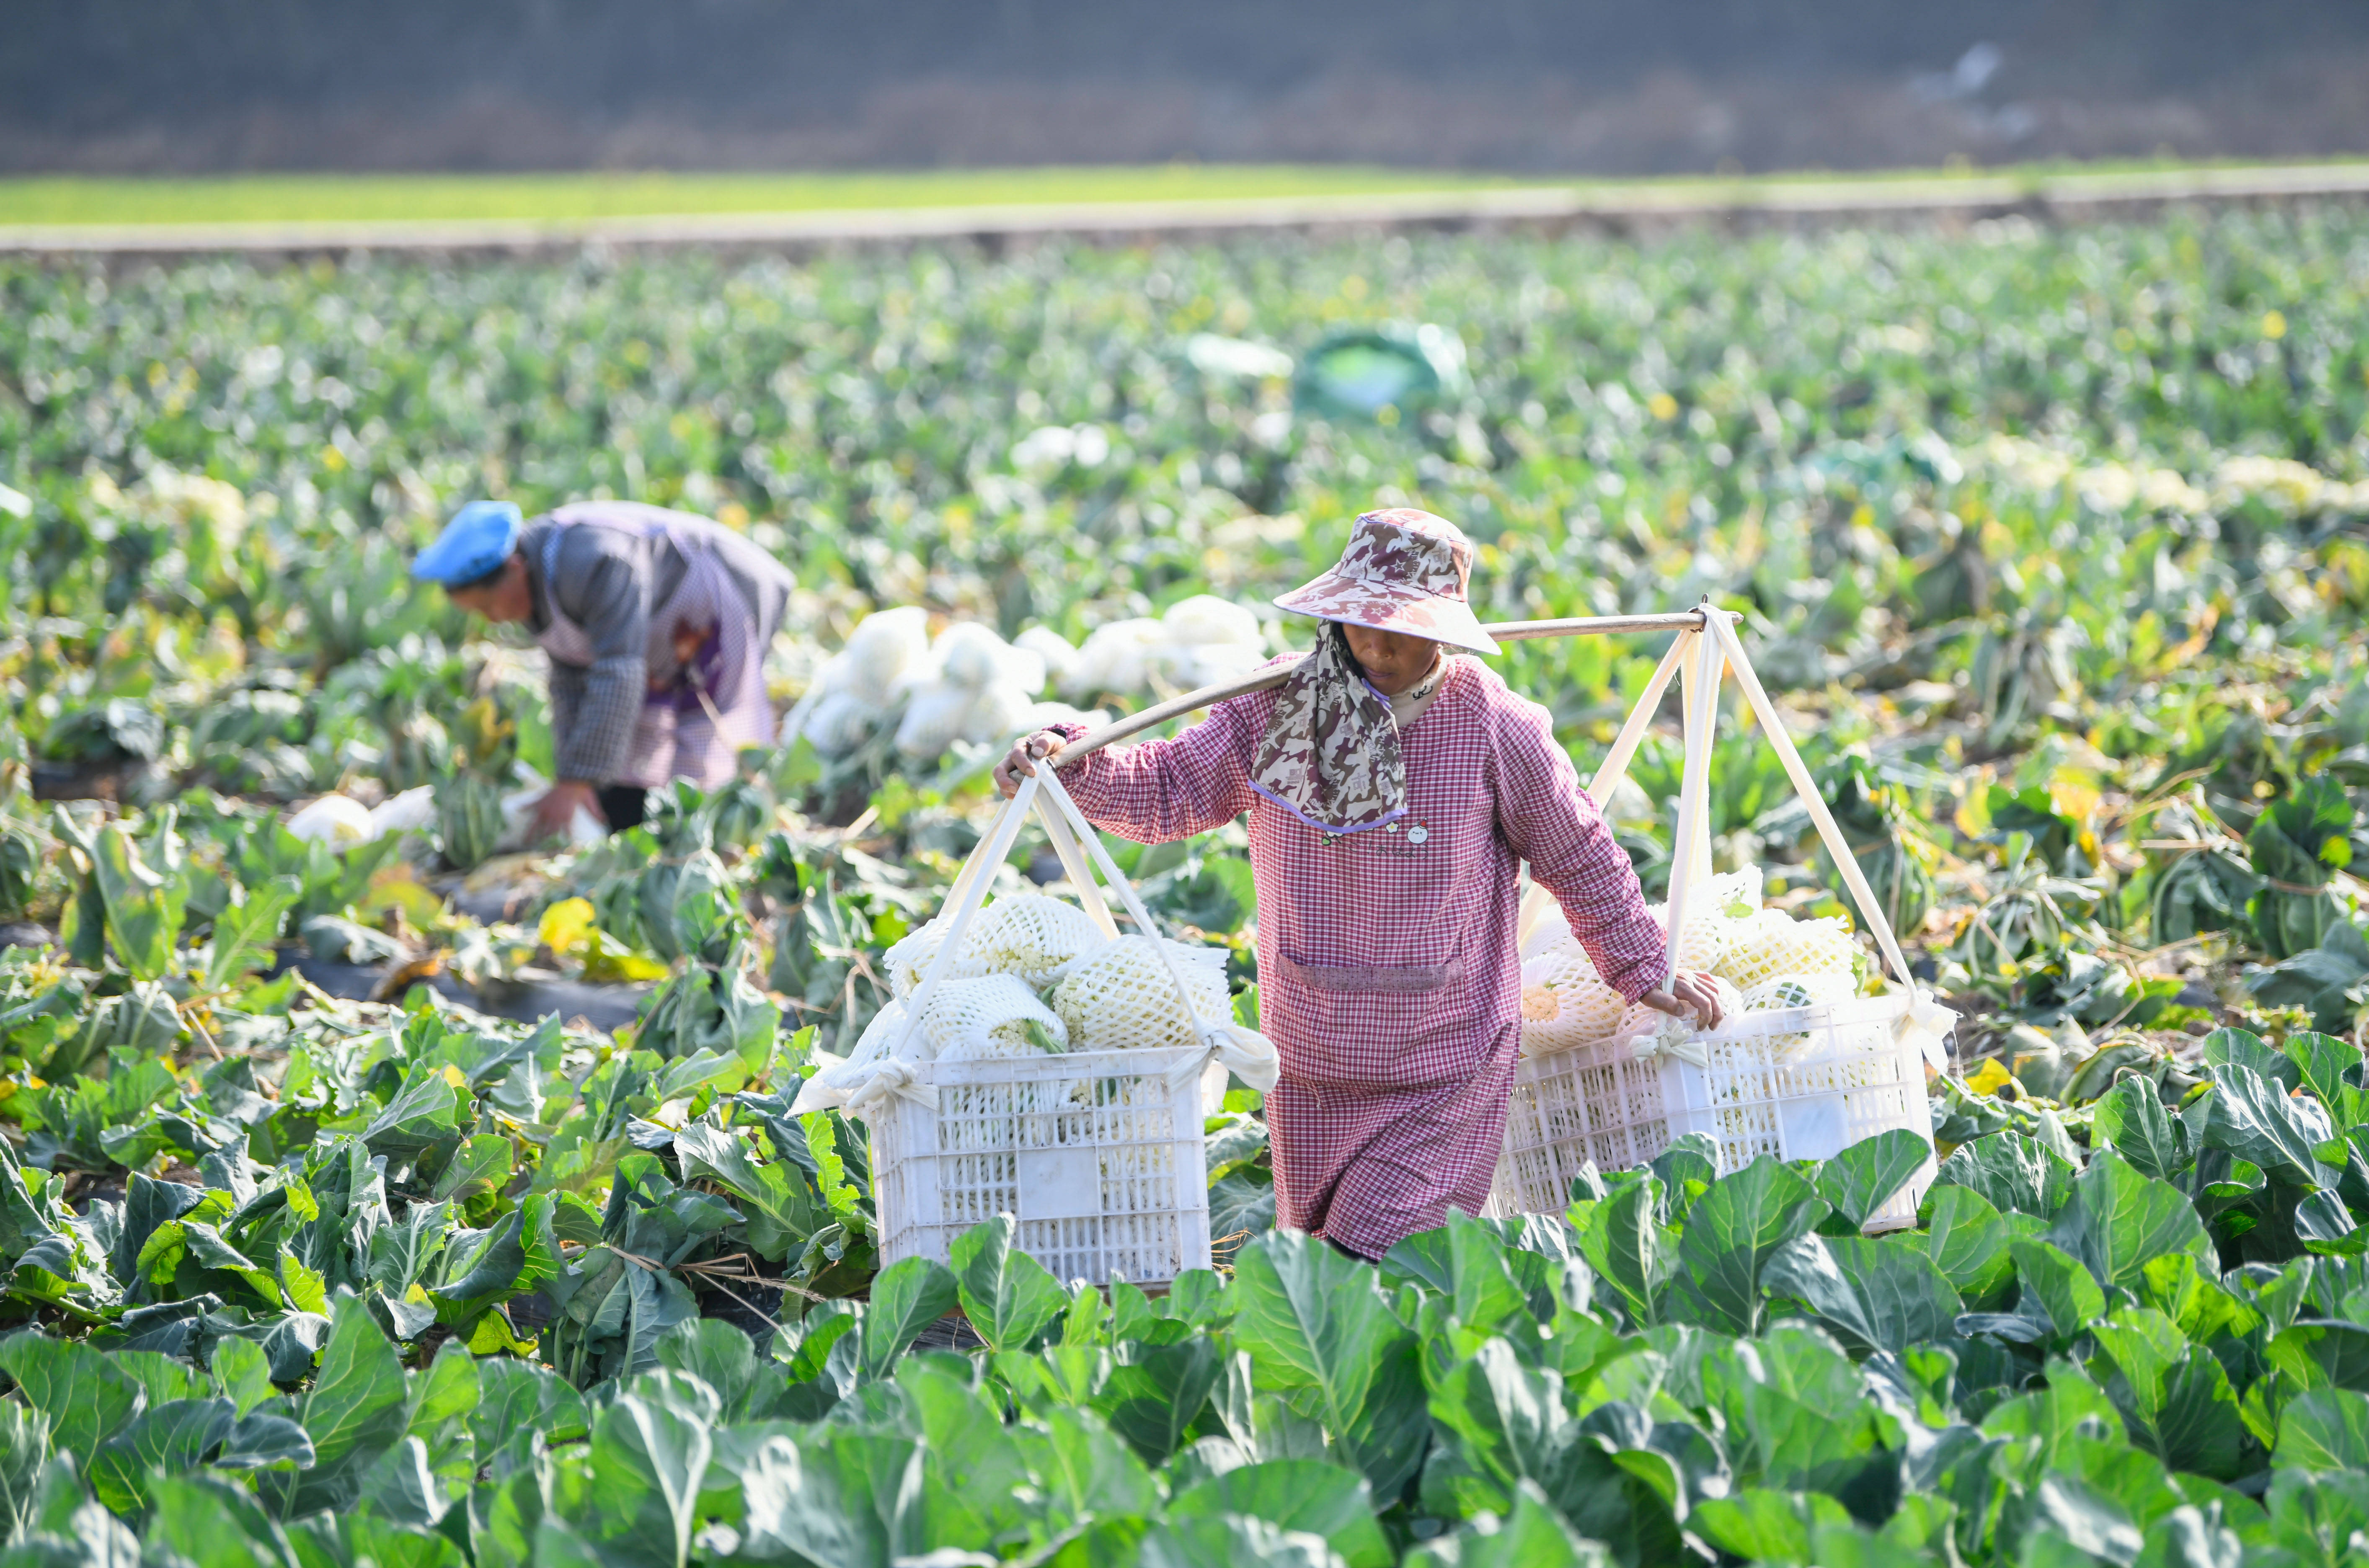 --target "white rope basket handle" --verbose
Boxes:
[1661,609,1953,1067]
[887,771,1045,1067]
[1513,611,1951,1067]
[1700,611,1956,1068]
[913,762,1123,959]
[1035,765,1241,1055]
[886,763,1259,1086]
[1588,628,1692,816]
[1037,765,1281,1094]
[1030,788,1122,942]
[1652,616,1911,989]
[1514,629,1692,951]
[1658,625,1724,994]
